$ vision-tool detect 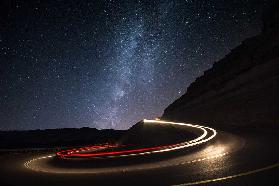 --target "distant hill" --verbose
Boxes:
[0,121,198,149]
[162,1,279,129]
[0,121,200,152]
[0,128,124,149]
